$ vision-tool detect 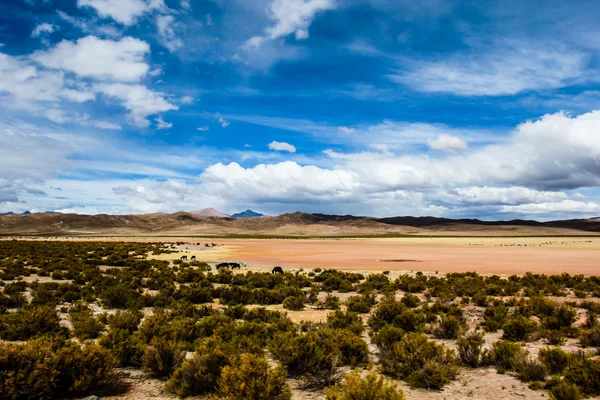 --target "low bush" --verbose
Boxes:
[513,354,547,382]
[165,345,230,398]
[539,347,571,375]
[0,305,67,341]
[370,324,405,356]
[563,355,600,396]
[487,340,527,371]
[381,333,457,389]
[70,305,104,340]
[326,371,405,400]
[0,337,118,400]
[457,331,485,367]
[549,380,583,400]
[502,315,538,342]
[327,310,364,335]
[107,310,143,332]
[433,315,465,339]
[580,326,600,347]
[217,353,291,400]
[346,294,376,313]
[320,294,341,310]
[283,295,305,311]
[141,339,186,379]
[99,328,145,367]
